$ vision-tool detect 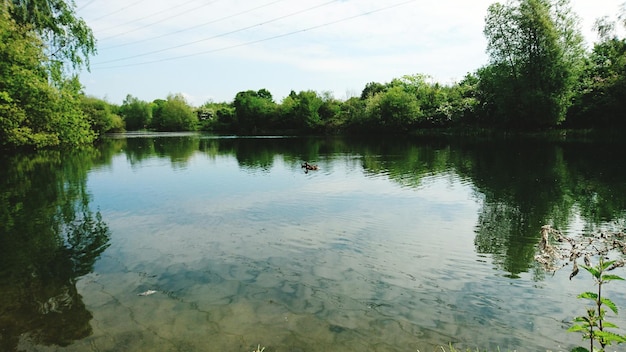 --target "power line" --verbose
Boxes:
[93,0,340,65]
[93,0,417,70]
[77,0,98,12]
[87,0,149,22]
[100,0,202,32]
[100,0,288,50]
[99,0,219,41]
